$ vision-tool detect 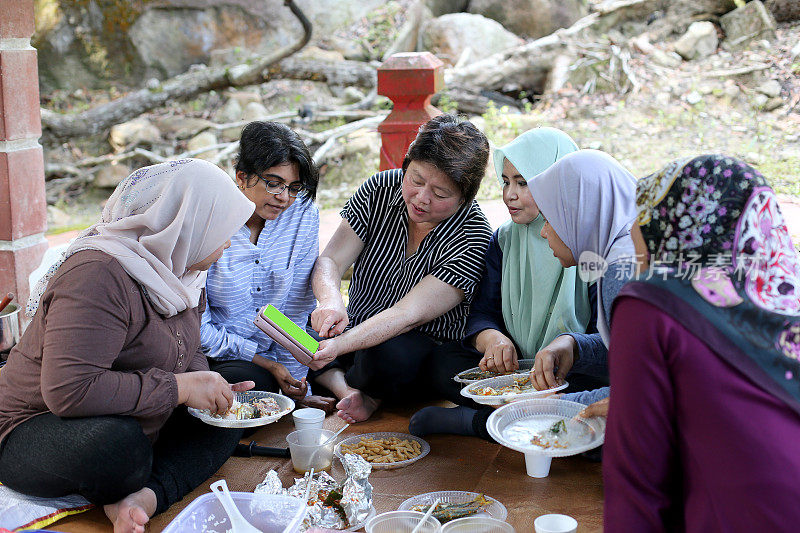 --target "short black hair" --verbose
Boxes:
[235,121,318,202]
[401,114,489,204]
